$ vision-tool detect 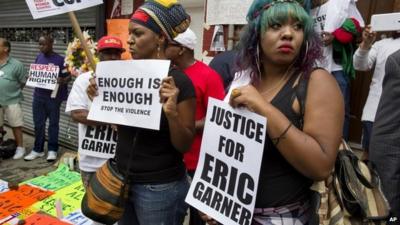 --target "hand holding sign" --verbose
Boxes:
[160,76,179,118]
[87,75,98,101]
[229,84,270,114]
